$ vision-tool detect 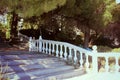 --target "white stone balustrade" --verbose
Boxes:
[80,52,83,68]
[95,52,120,73]
[29,36,120,73]
[29,37,32,51]
[60,45,63,58]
